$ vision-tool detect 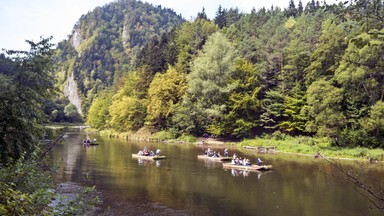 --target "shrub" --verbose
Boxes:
[151,130,176,140]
